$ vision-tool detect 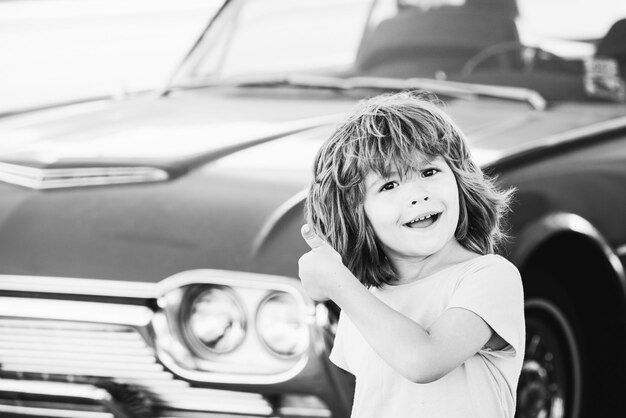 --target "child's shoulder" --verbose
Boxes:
[457,254,521,281]
[466,253,518,269]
